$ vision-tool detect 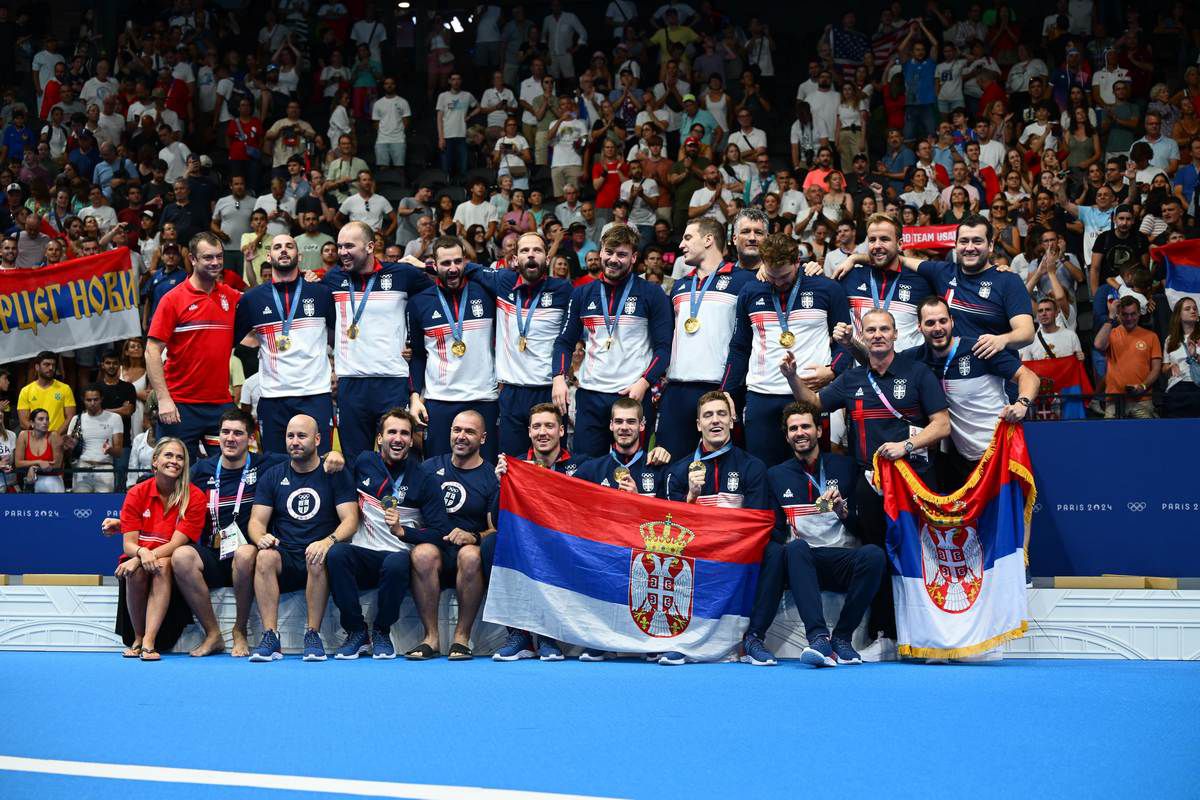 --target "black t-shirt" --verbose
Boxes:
[1092,229,1150,283]
[97,379,137,441]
